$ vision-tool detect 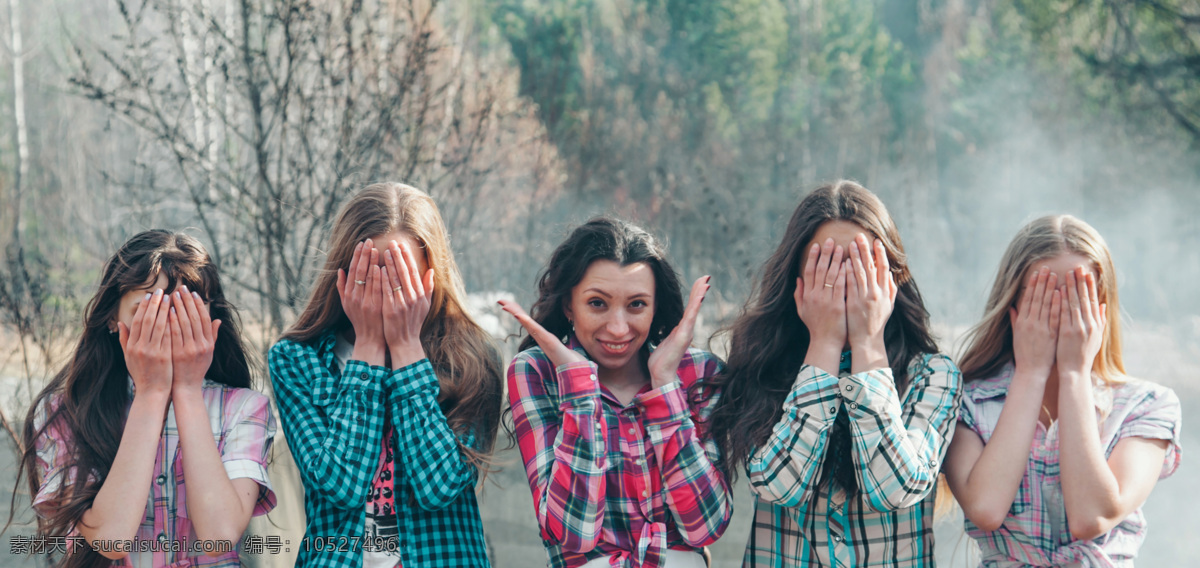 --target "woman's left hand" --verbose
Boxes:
[846,234,896,371]
[1056,268,1106,379]
[382,239,434,368]
[647,276,711,390]
[168,285,220,395]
